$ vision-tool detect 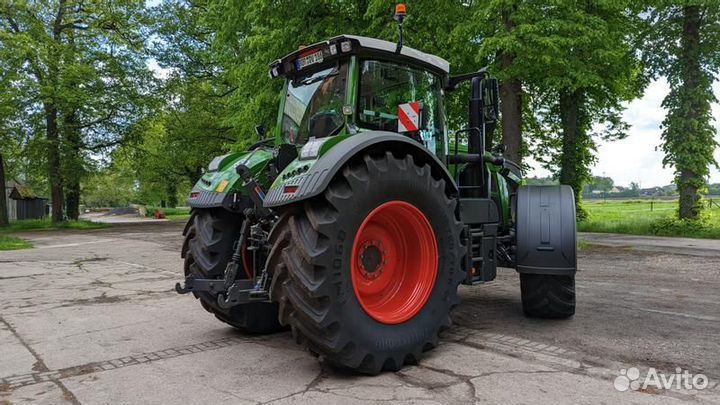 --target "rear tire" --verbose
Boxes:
[520,274,575,318]
[181,208,283,334]
[268,152,464,374]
